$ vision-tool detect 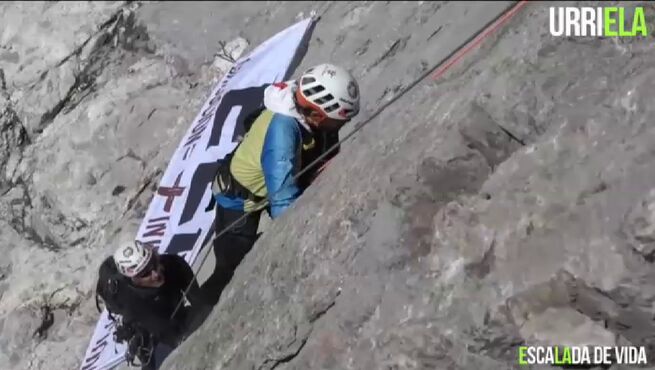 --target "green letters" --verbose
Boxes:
[633,7,648,36]
[605,6,648,37]
[618,8,630,36]
[519,347,528,365]
[562,347,572,365]
[604,7,618,36]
